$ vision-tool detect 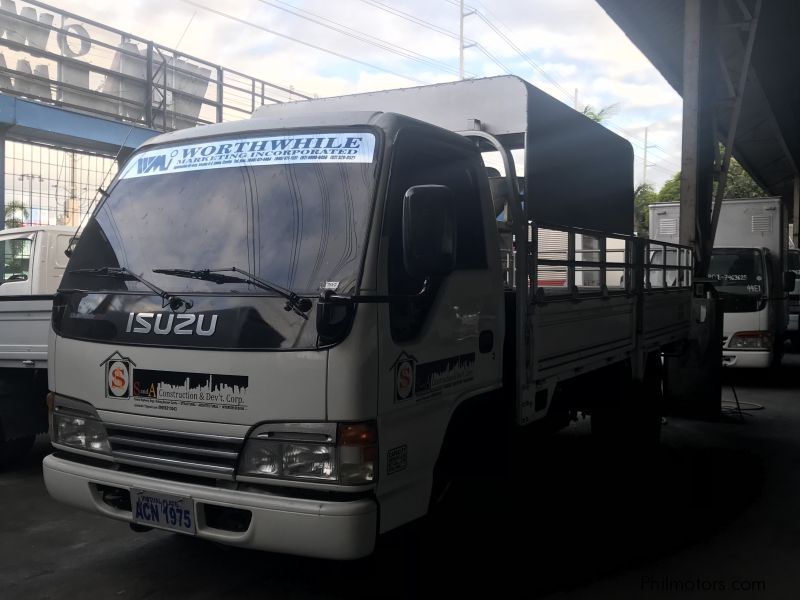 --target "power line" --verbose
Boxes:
[177,0,425,84]
[254,0,473,78]
[437,0,683,169]
[358,0,513,79]
[443,0,574,103]
[359,0,470,42]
